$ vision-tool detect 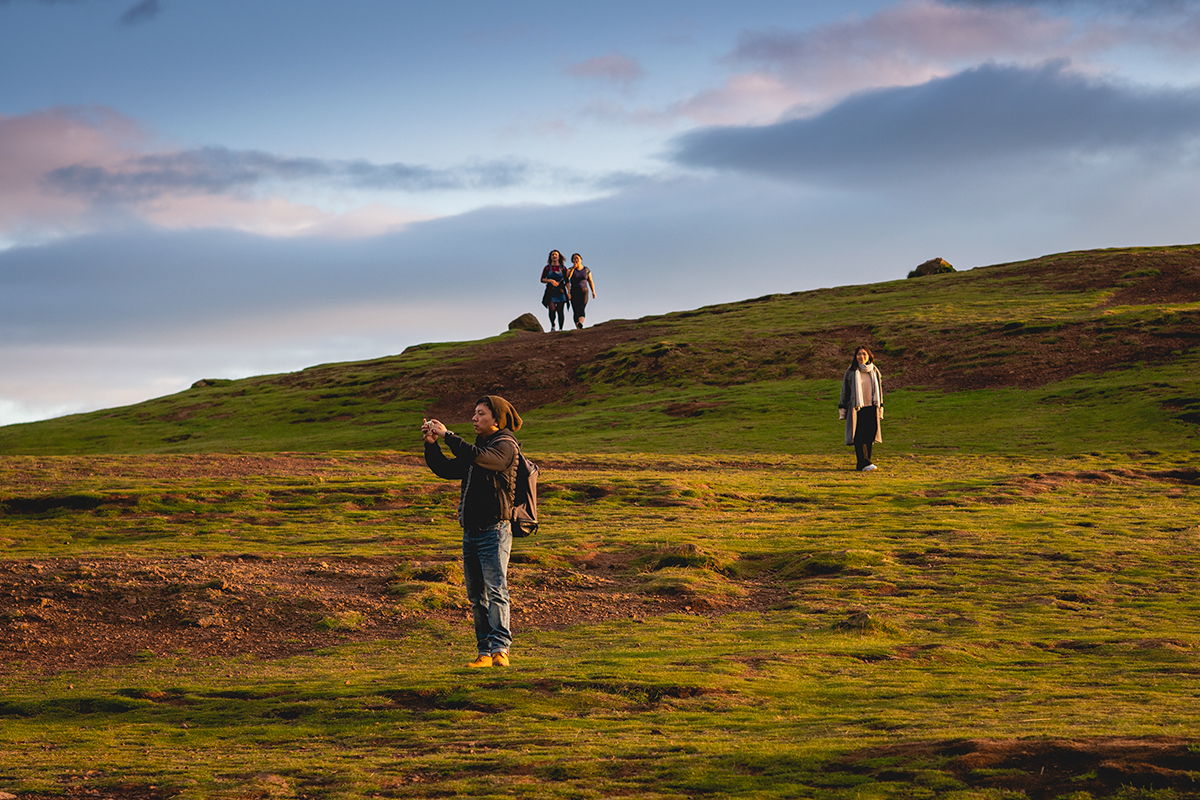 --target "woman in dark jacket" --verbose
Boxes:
[838,345,883,471]
[540,250,569,332]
